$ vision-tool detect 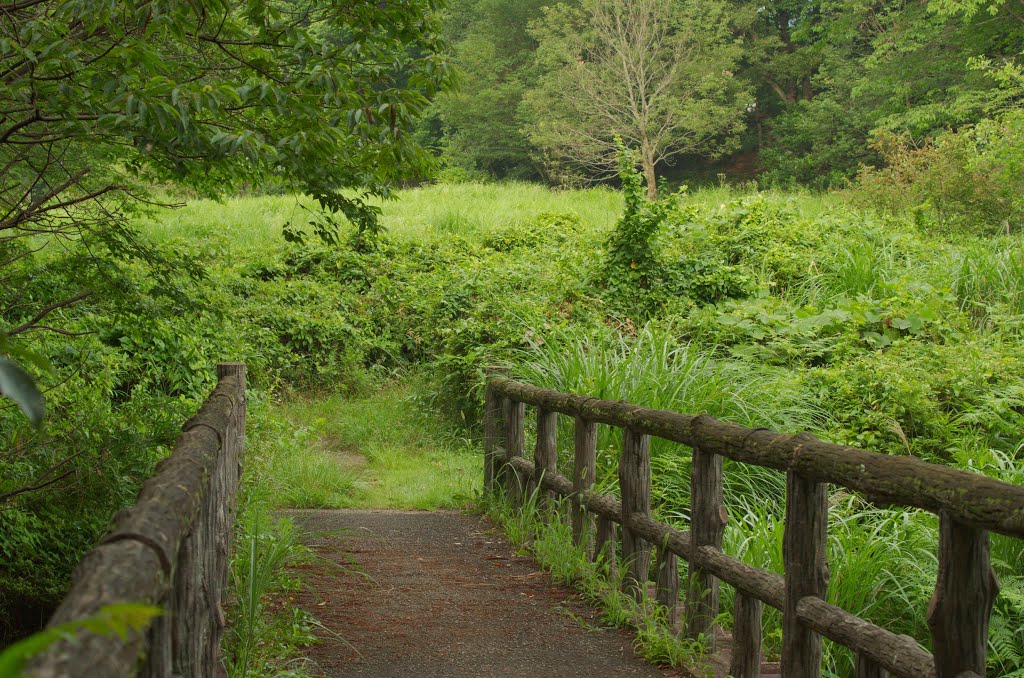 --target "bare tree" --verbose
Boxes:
[523,0,750,198]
